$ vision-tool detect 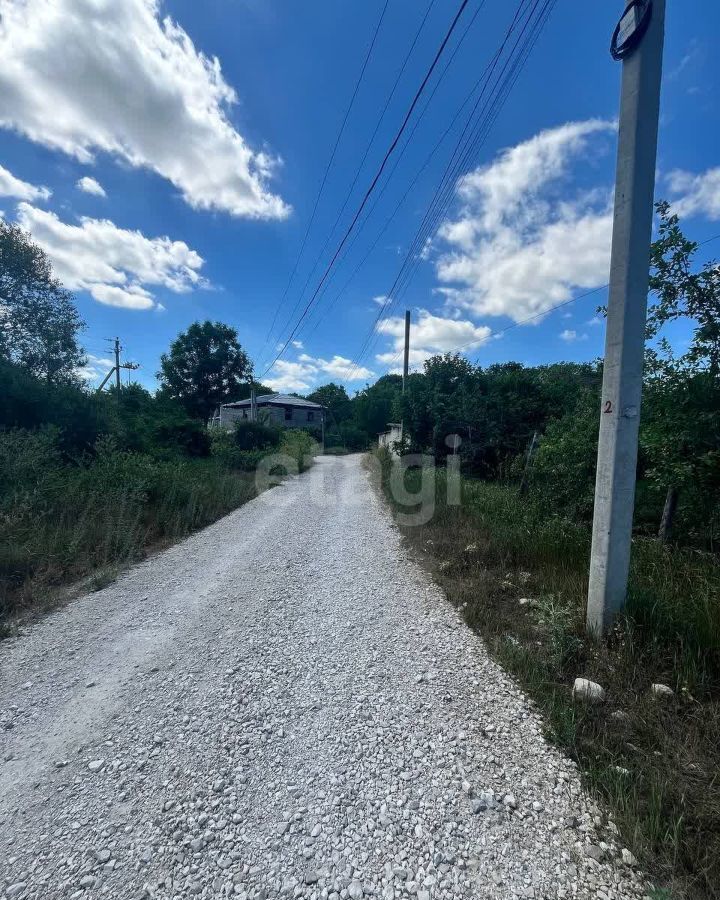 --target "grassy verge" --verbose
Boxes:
[372,450,720,900]
[1,429,317,628]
